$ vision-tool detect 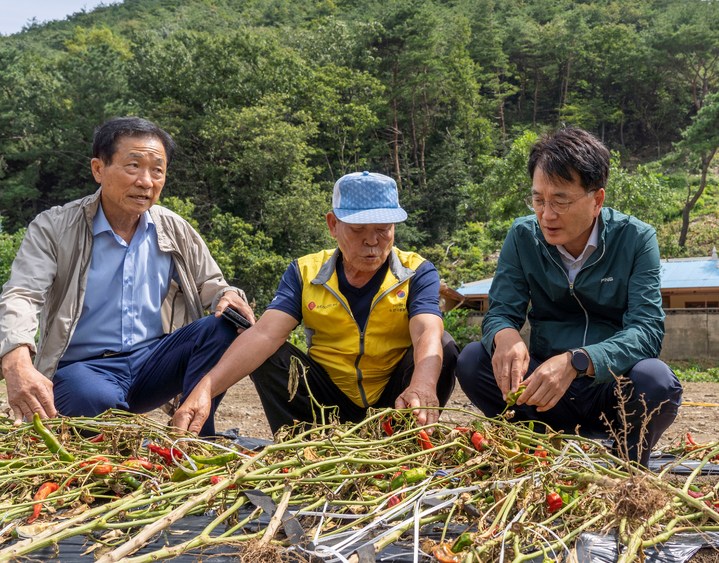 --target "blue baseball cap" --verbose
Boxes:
[332,171,408,224]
